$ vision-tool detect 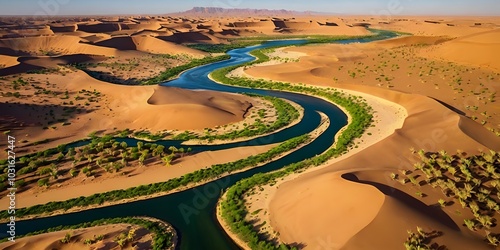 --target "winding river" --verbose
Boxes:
[12,30,398,249]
